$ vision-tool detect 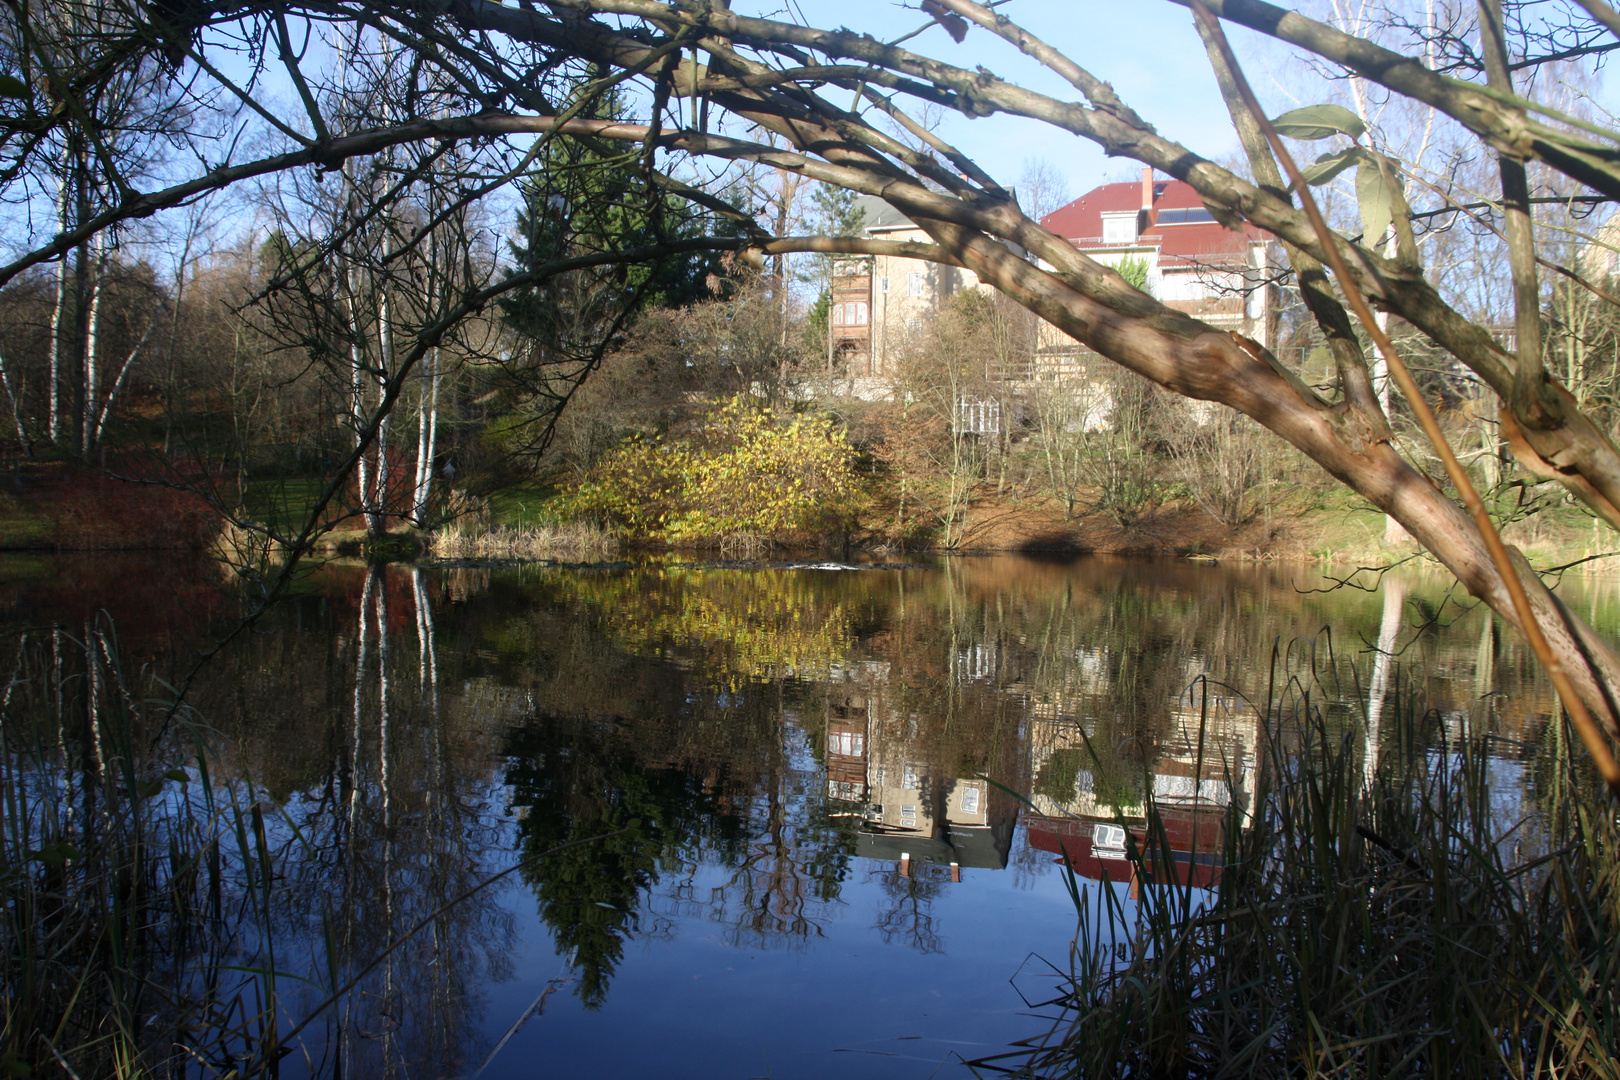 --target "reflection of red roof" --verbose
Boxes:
[1039,178,1265,268]
[1025,813,1224,889]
